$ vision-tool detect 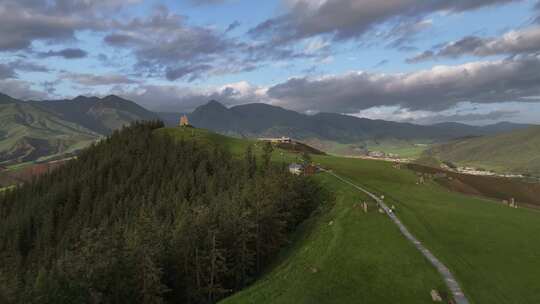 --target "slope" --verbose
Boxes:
[0,93,159,164]
[33,95,159,134]
[425,126,540,175]
[160,127,448,303]
[0,102,99,164]
[193,127,540,304]
[310,155,540,304]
